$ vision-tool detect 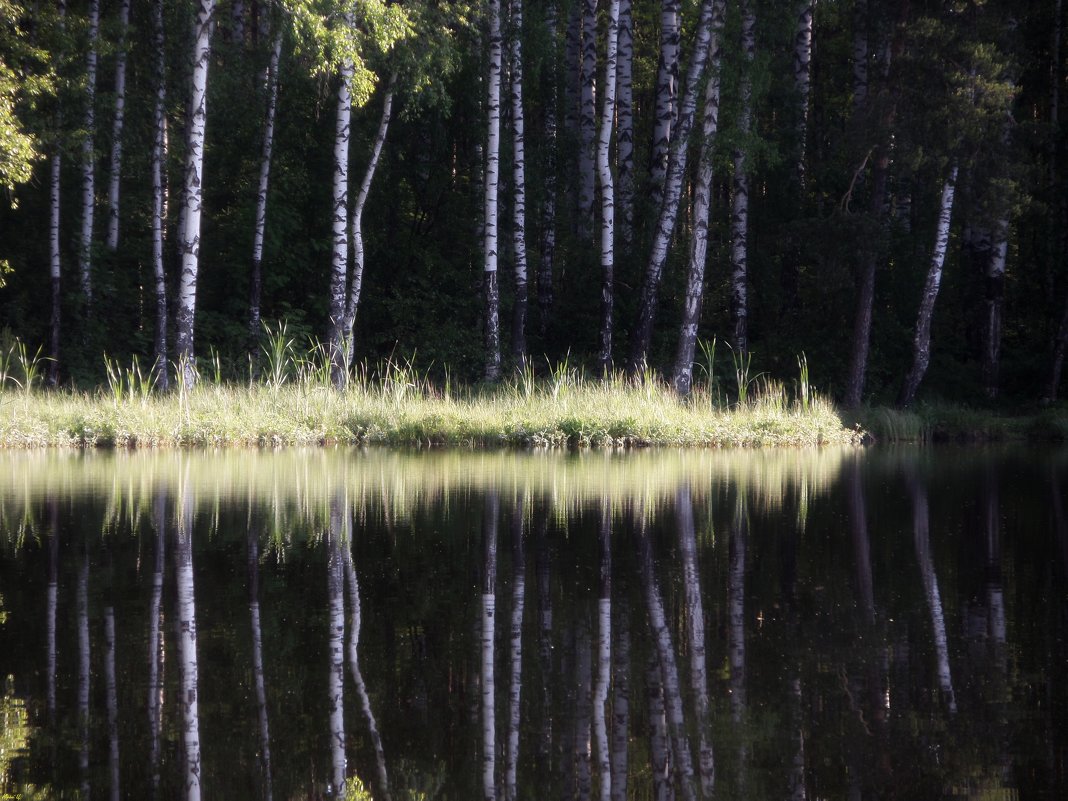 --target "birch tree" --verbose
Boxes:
[650,0,681,205]
[538,2,558,333]
[105,566,121,801]
[730,0,756,355]
[616,0,634,244]
[609,607,629,801]
[175,476,203,801]
[327,42,353,386]
[483,0,503,381]
[46,501,58,723]
[630,0,718,370]
[148,493,166,799]
[793,1,813,185]
[47,0,66,387]
[505,502,526,801]
[898,162,958,408]
[593,501,612,800]
[481,491,500,801]
[79,0,99,303]
[577,0,598,236]
[509,0,529,368]
[671,0,726,395]
[175,0,216,387]
[150,0,168,389]
[983,215,1009,399]
[596,0,620,373]
[327,498,348,793]
[104,0,129,251]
